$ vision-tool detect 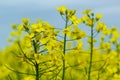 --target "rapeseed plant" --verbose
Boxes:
[0,6,120,80]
